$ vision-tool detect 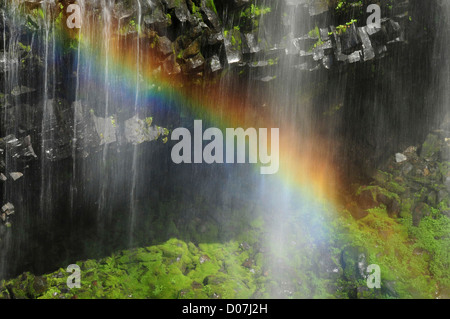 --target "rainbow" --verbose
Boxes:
[11,1,341,211]
[79,10,339,204]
